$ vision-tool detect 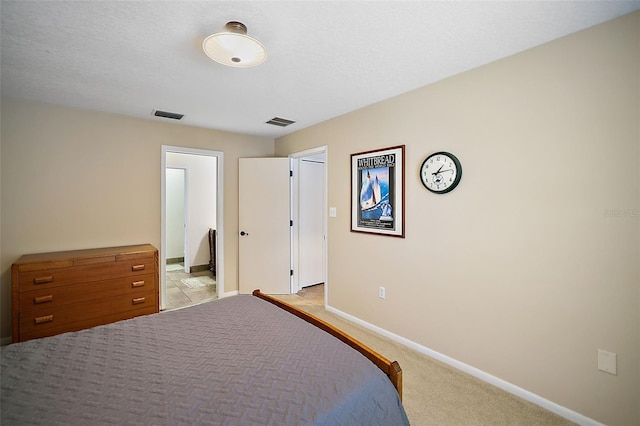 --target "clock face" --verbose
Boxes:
[420,152,462,194]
